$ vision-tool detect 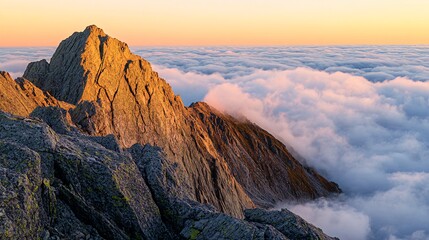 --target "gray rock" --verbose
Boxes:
[245,208,339,240]
[0,141,43,239]
[130,144,336,240]
[0,111,170,239]
[0,111,58,153]
[83,134,121,152]
[180,212,289,240]
[23,59,49,84]
[30,106,74,134]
